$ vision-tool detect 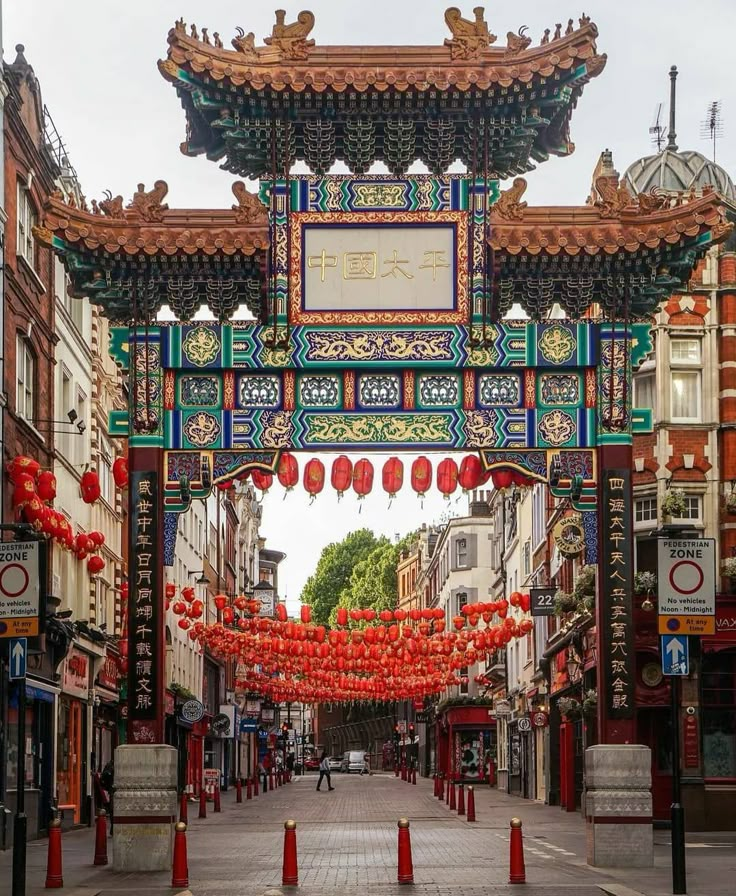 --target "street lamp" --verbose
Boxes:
[189,570,211,586]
